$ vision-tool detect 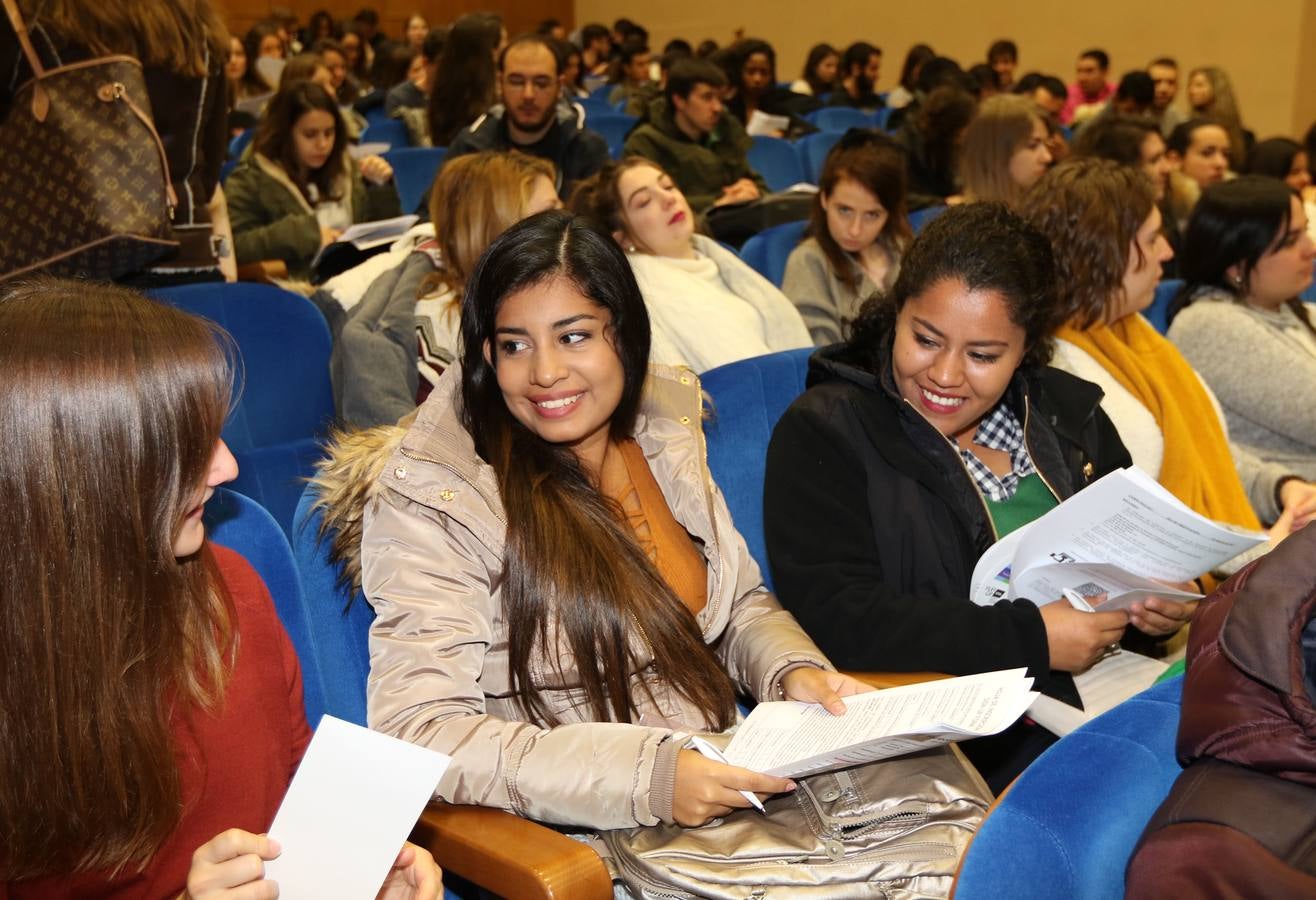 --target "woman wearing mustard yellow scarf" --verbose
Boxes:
[1021,158,1316,585]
